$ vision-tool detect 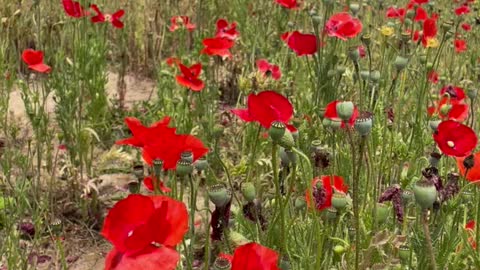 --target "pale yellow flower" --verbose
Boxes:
[426,38,439,48]
[380,26,394,37]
